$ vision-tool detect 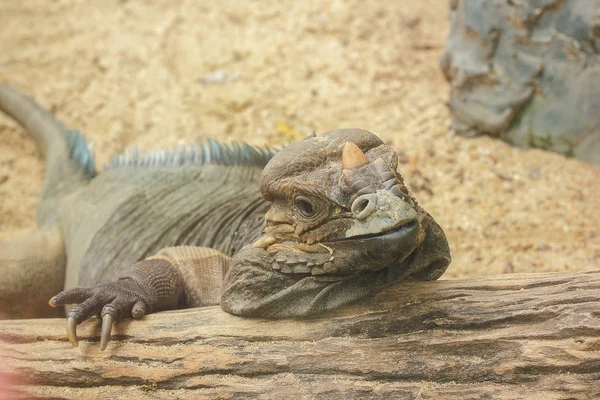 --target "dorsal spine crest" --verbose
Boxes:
[104,138,278,171]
